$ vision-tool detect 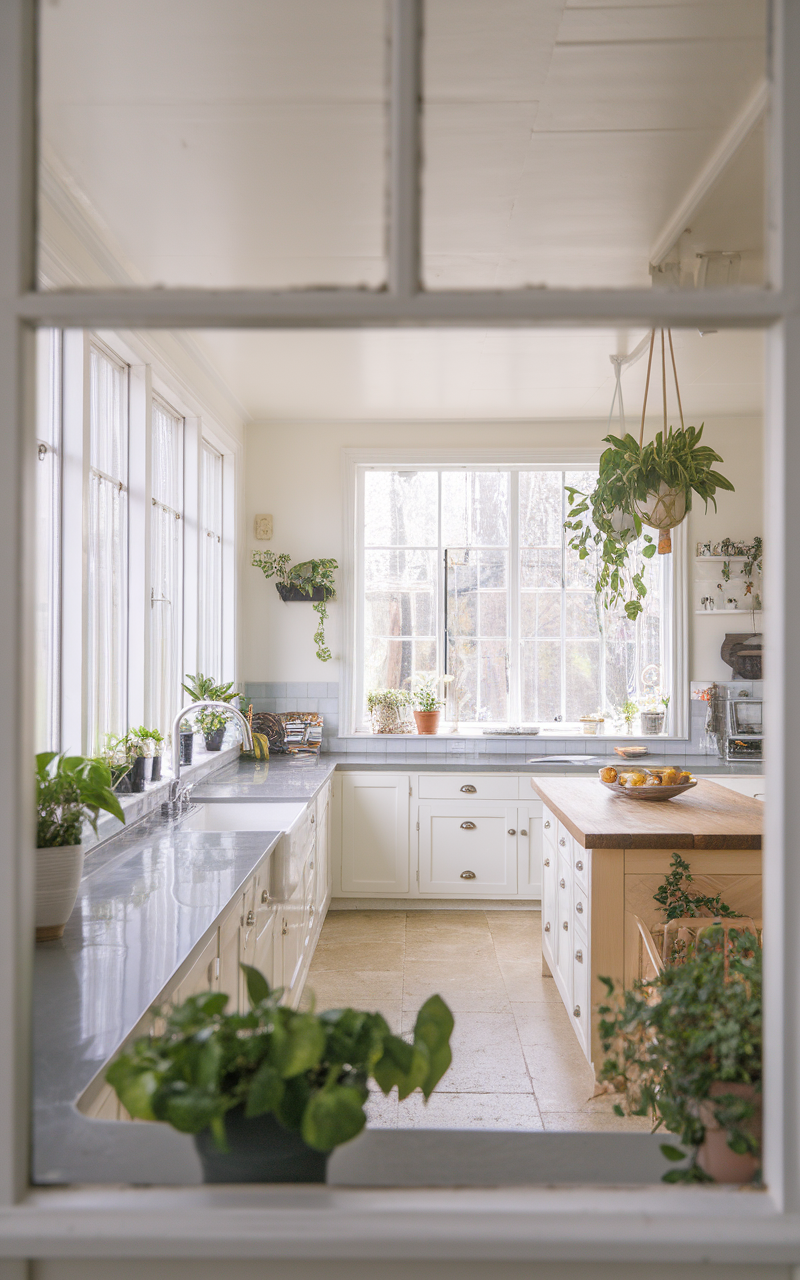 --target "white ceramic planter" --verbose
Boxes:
[35,843,84,941]
[633,481,687,531]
